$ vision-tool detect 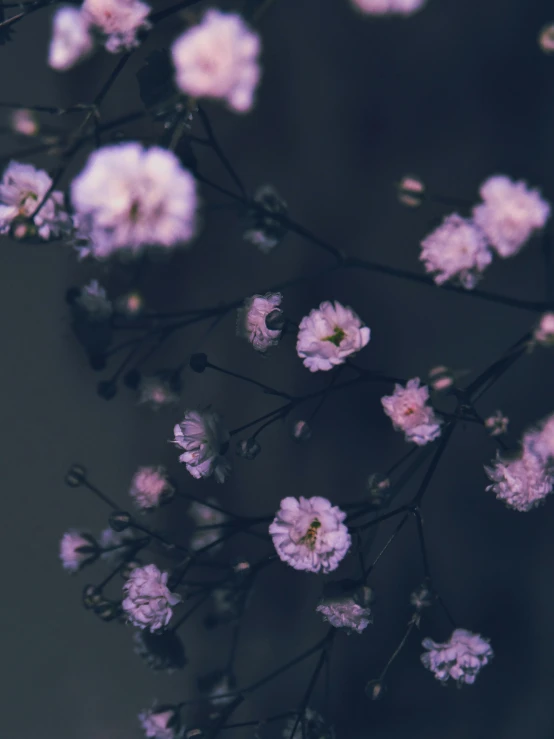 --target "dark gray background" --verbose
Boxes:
[2,0,554,737]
